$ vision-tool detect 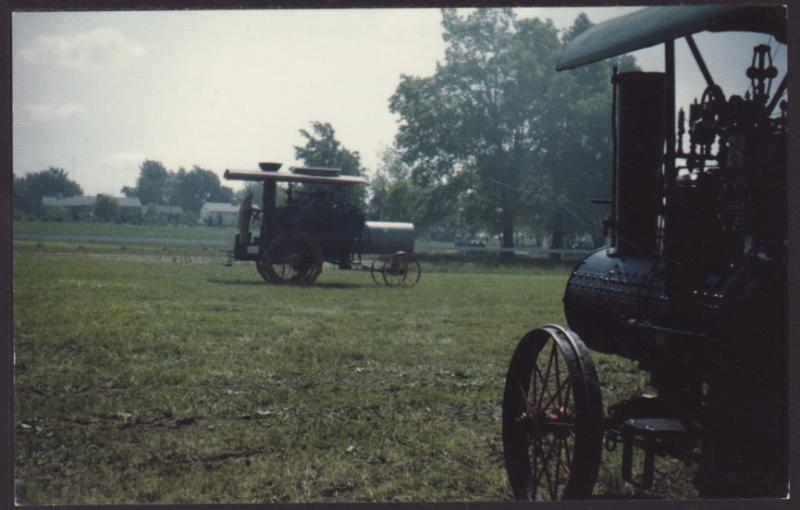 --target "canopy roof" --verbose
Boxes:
[556,5,786,71]
[224,169,367,186]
